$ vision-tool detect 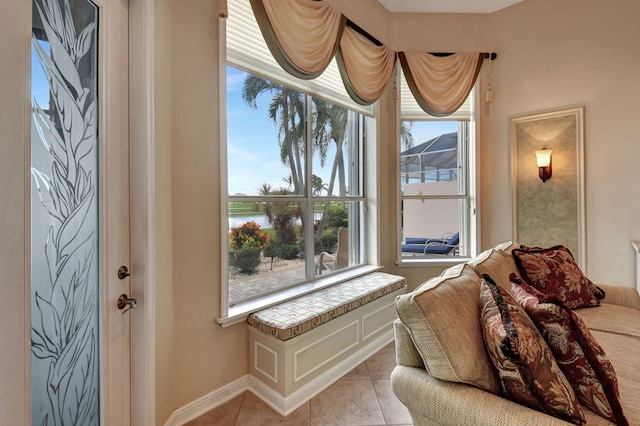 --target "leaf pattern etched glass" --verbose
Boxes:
[31,0,100,424]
